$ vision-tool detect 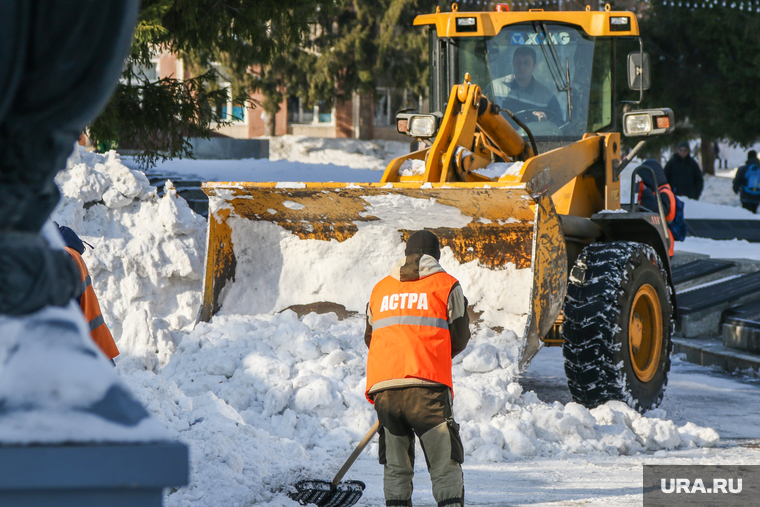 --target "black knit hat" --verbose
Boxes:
[405,230,440,260]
